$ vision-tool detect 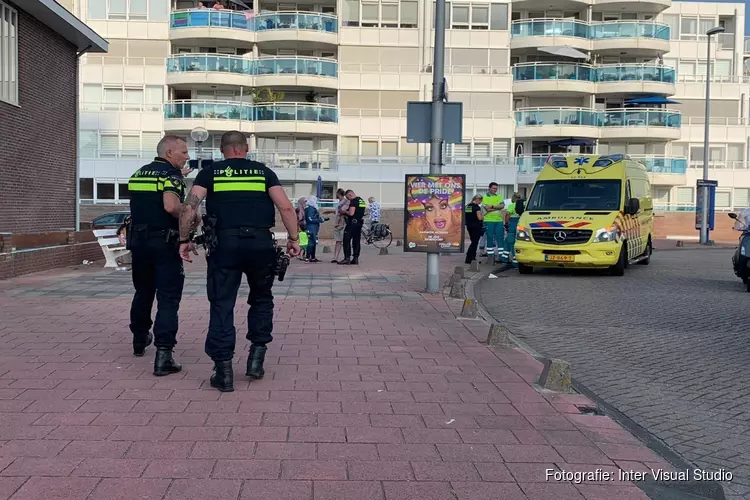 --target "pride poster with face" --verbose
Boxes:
[403,174,466,253]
